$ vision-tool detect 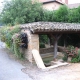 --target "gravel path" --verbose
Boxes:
[0,41,33,80]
